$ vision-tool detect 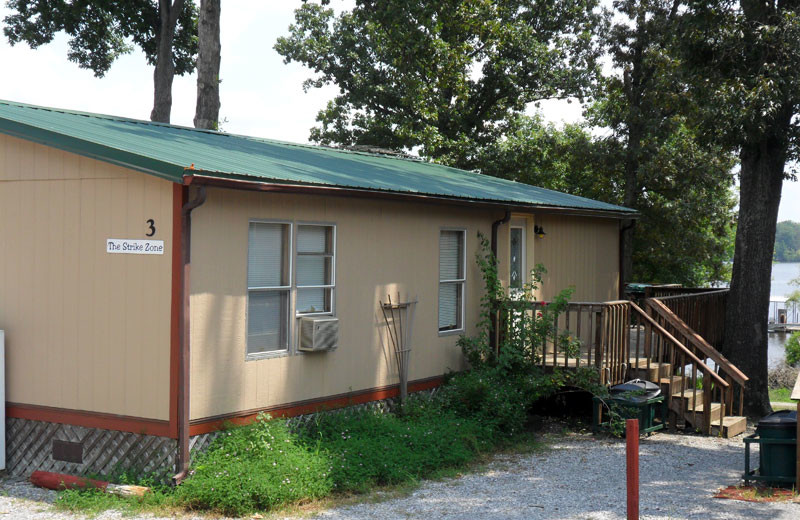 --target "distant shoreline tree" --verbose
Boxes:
[774,221,800,263]
[3,0,198,123]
